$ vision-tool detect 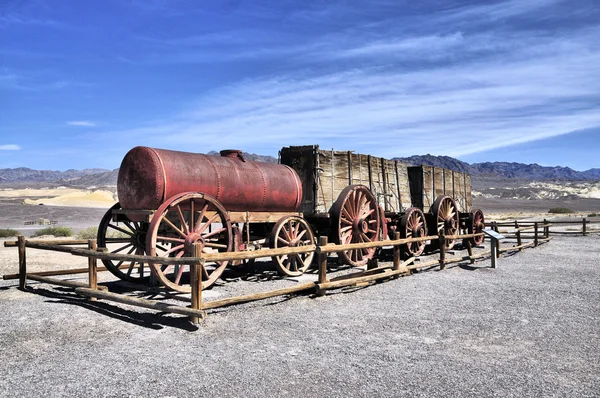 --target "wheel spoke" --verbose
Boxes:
[197,213,220,234]
[165,244,185,255]
[155,235,185,244]
[203,227,226,239]
[340,225,352,233]
[122,220,137,233]
[174,259,186,285]
[281,224,292,242]
[278,236,290,245]
[108,224,134,236]
[204,242,228,249]
[342,207,353,222]
[105,237,130,243]
[111,243,133,254]
[175,205,190,235]
[162,217,186,238]
[194,203,209,232]
[126,261,136,277]
[296,229,306,241]
[189,199,195,232]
